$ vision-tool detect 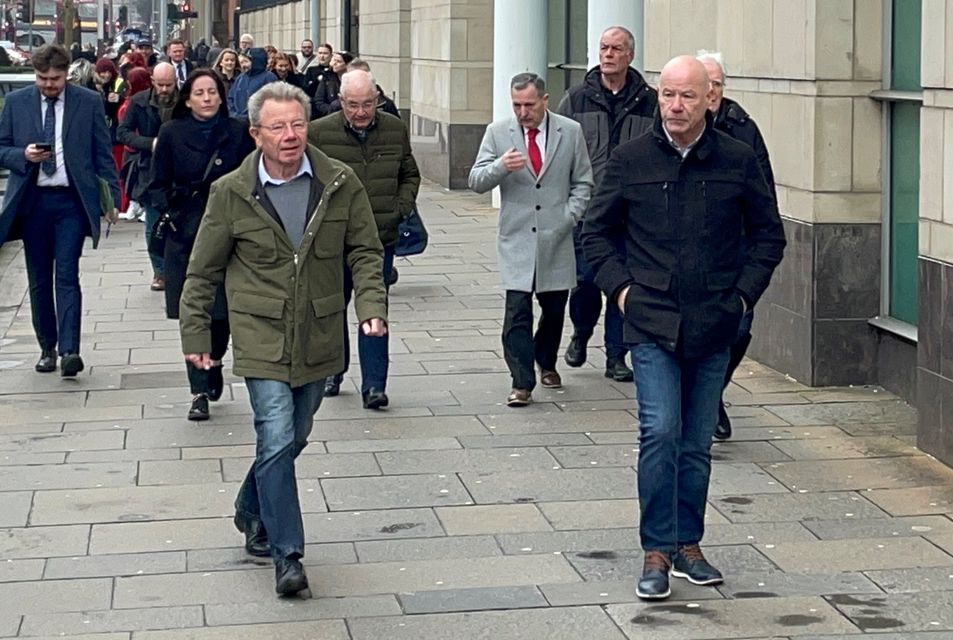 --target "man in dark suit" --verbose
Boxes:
[167,39,194,89]
[0,44,120,376]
